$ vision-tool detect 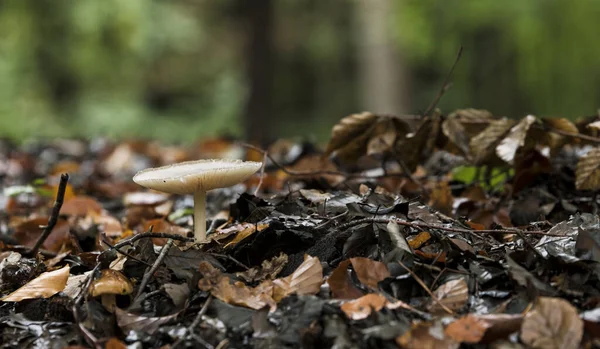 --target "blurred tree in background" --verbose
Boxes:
[0,0,599,143]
